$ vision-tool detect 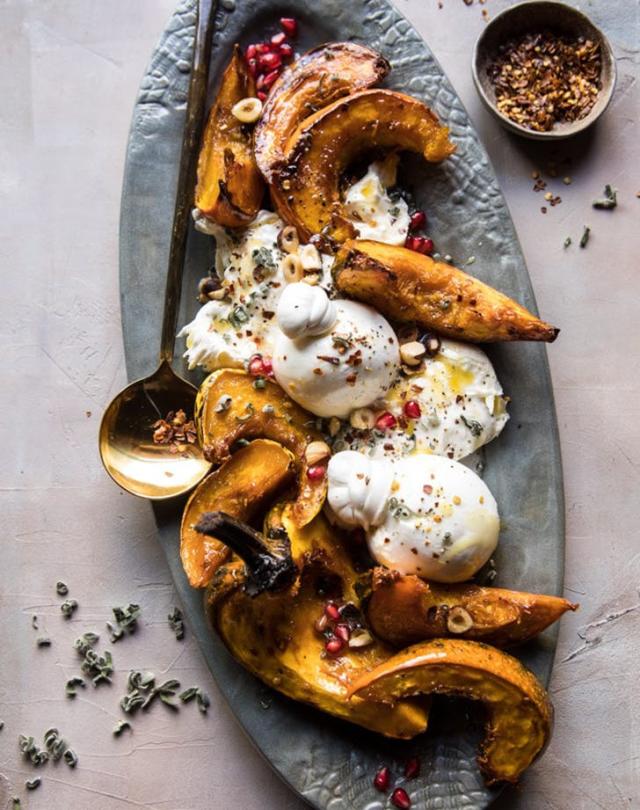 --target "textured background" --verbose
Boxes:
[0,1,638,809]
